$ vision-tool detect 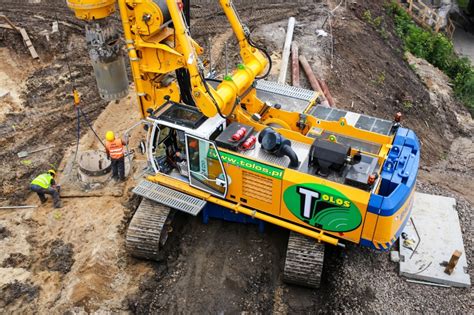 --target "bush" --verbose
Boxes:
[387,1,474,115]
